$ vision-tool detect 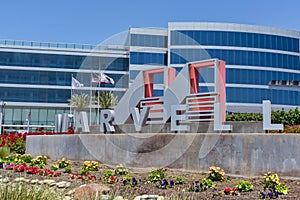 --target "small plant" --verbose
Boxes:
[123,175,138,187]
[202,178,216,188]
[224,187,239,195]
[175,176,186,184]
[52,157,72,173]
[69,172,96,181]
[114,164,128,175]
[260,186,279,199]
[148,168,166,183]
[156,179,174,189]
[103,169,118,184]
[208,166,225,181]
[51,164,59,171]
[275,184,289,195]
[189,178,215,192]
[79,160,100,175]
[107,175,118,184]
[63,165,72,173]
[30,155,47,168]
[264,171,281,187]
[0,146,11,161]
[236,180,253,192]
[58,157,71,168]
[3,154,32,164]
[262,171,289,198]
